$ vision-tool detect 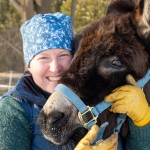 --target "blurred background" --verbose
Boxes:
[0,0,108,95]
